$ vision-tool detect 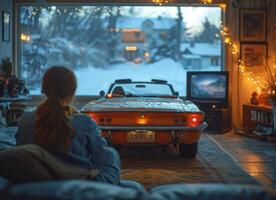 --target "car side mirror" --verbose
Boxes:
[174,91,179,97]
[99,90,105,97]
